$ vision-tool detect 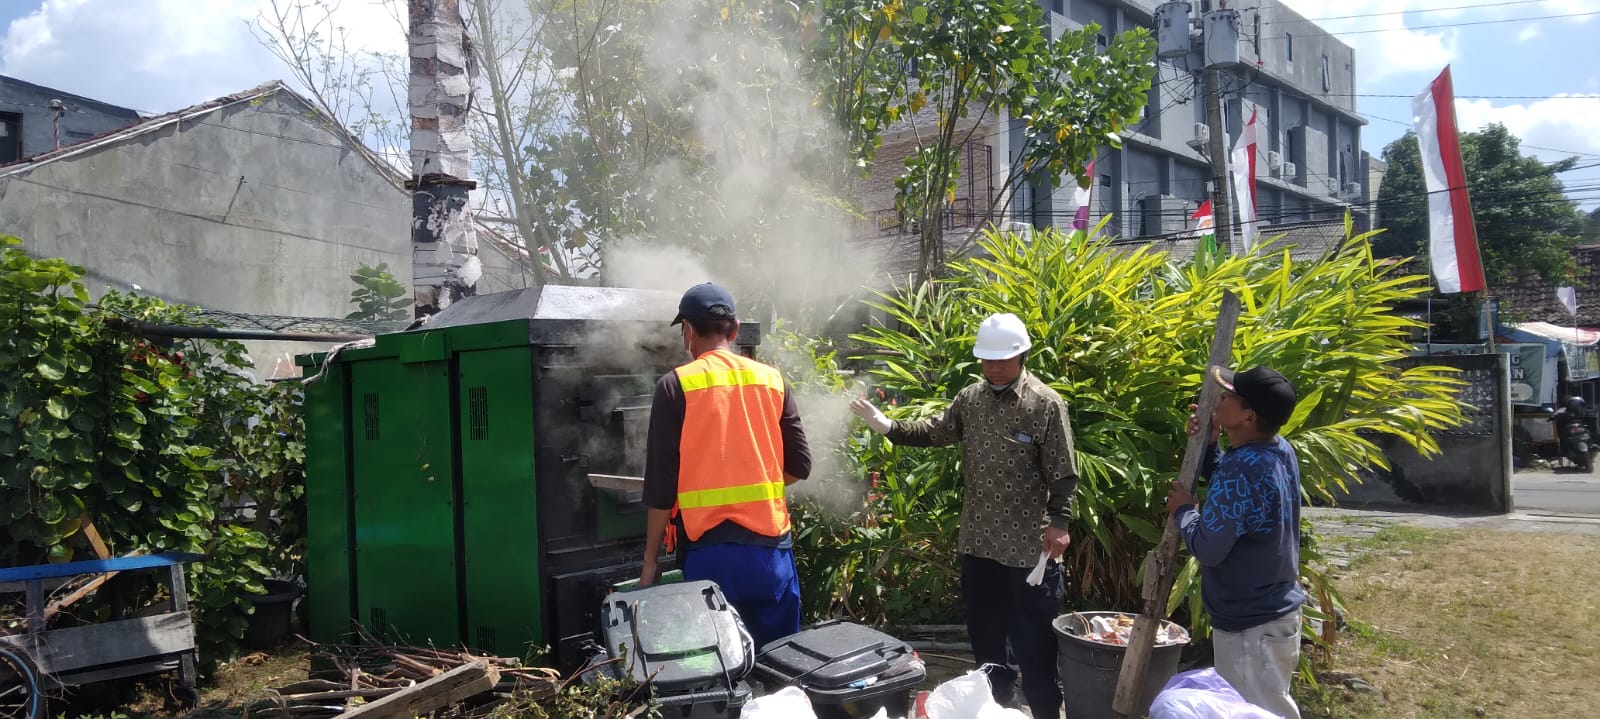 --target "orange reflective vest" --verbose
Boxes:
[671,349,791,546]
